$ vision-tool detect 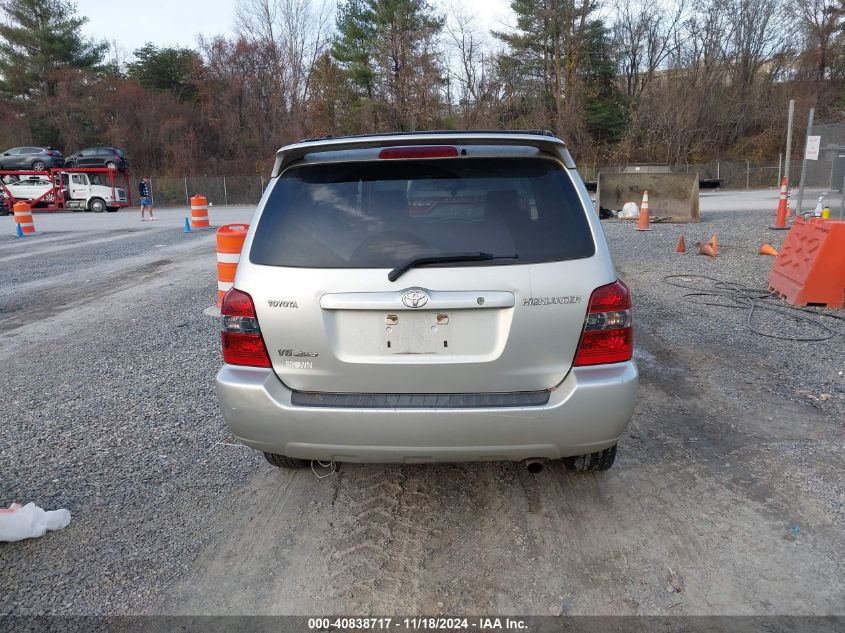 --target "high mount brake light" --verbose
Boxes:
[574,280,633,366]
[220,288,272,368]
[378,146,459,159]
